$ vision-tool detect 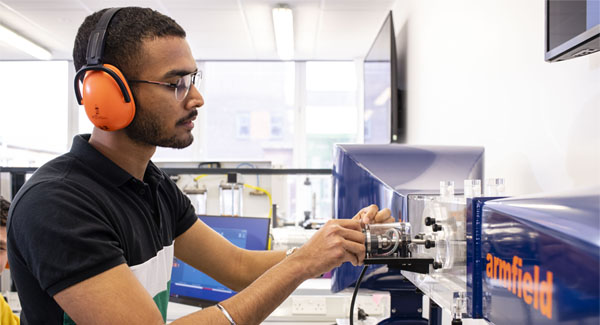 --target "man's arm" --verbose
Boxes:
[54,218,365,324]
[175,204,393,291]
[173,219,285,291]
[178,217,366,324]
